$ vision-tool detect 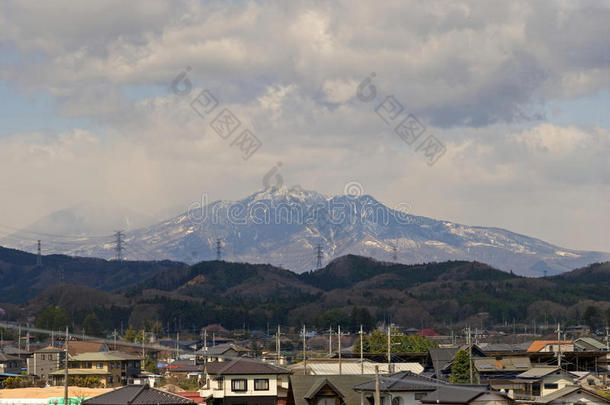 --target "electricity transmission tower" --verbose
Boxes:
[114,231,124,261]
[316,244,323,268]
[36,240,42,266]
[392,245,397,261]
[215,238,222,261]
